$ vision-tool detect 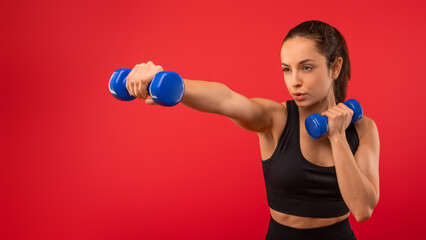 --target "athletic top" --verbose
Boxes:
[261,100,359,218]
